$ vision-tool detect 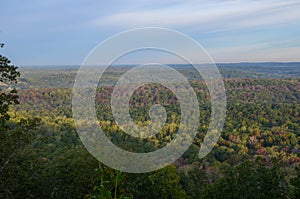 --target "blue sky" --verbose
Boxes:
[0,0,300,65]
